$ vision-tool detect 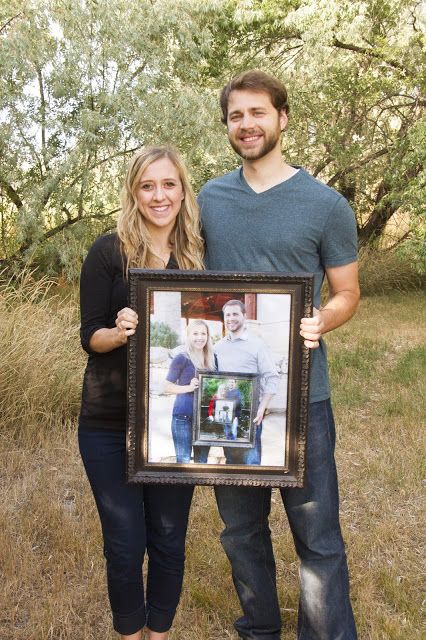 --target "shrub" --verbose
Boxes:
[150,321,179,349]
